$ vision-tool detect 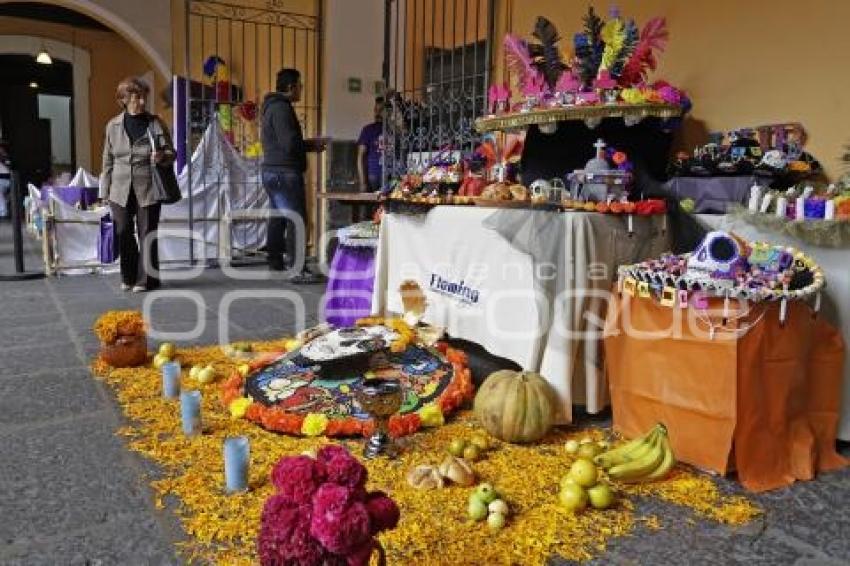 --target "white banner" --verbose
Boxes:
[374,207,546,378]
